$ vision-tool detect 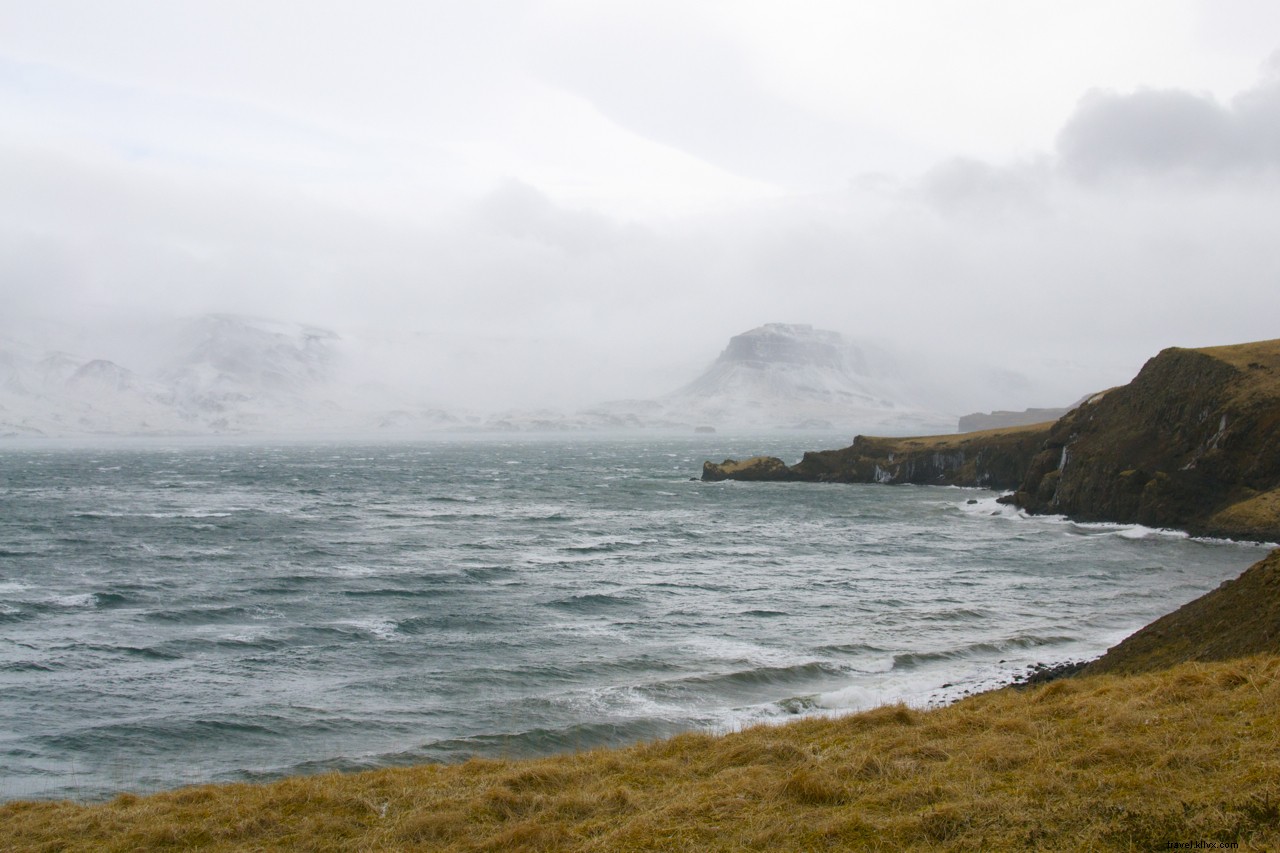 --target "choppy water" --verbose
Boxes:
[0,435,1269,801]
